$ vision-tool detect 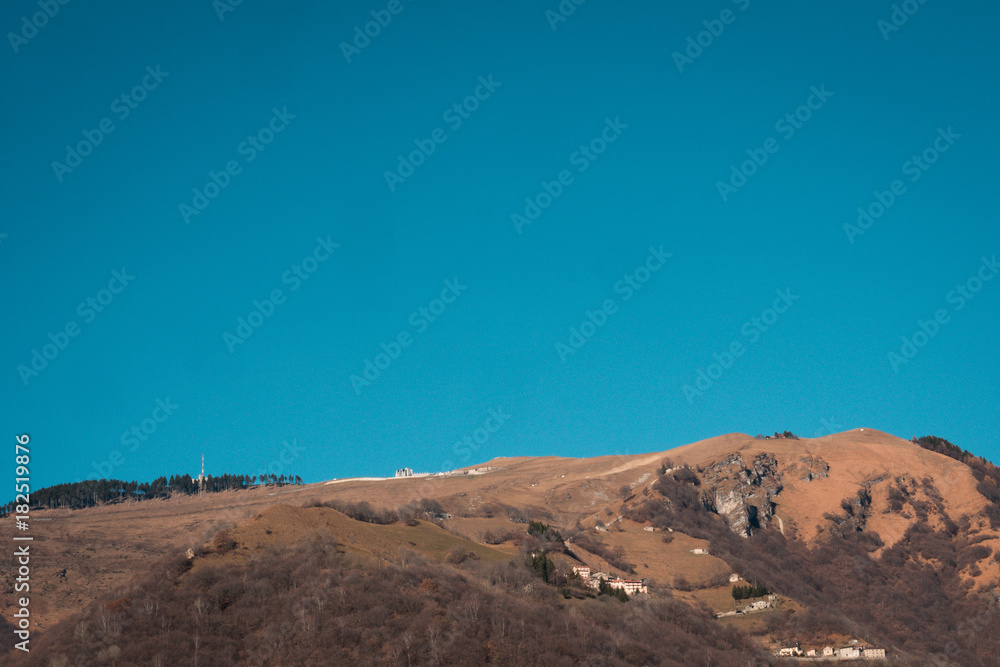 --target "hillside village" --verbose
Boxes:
[569,548,889,660]
[571,565,648,595]
[776,643,887,660]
